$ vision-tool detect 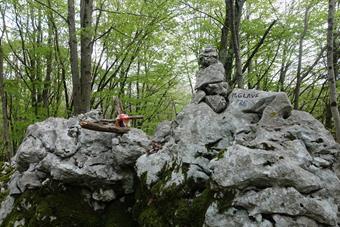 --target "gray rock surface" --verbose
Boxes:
[204,82,229,97]
[198,46,219,69]
[205,95,228,113]
[193,47,230,113]
[204,203,273,227]
[234,187,337,225]
[192,90,206,104]
[92,188,116,202]
[195,62,225,90]
[136,87,340,226]
[210,144,322,193]
[273,215,319,227]
[0,196,15,225]
[3,109,150,213]
[153,120,172,143]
